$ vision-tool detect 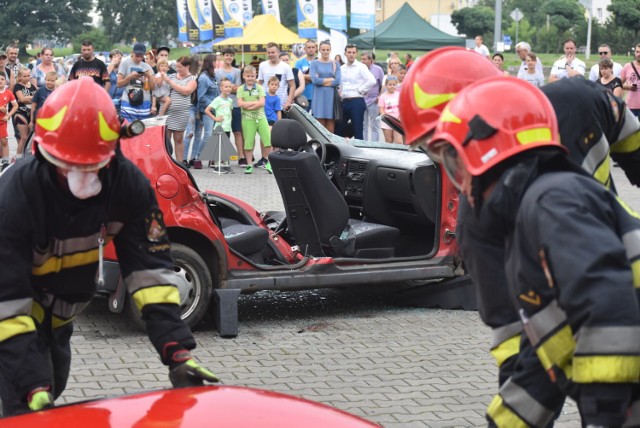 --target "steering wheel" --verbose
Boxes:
[298,138,326,165]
